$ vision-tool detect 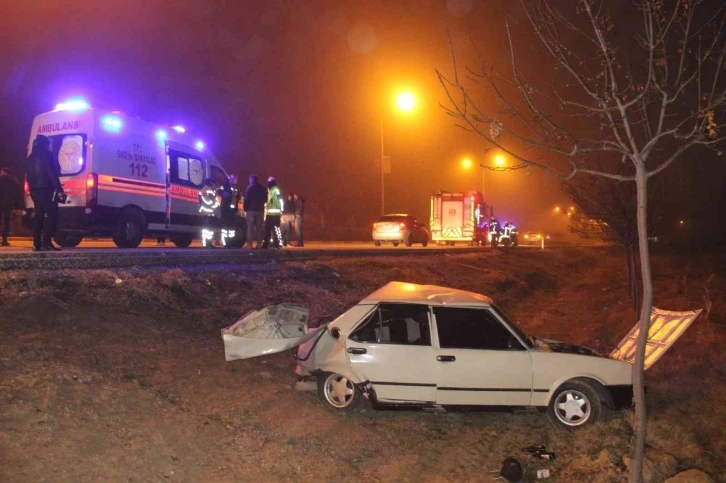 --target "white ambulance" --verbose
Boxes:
[24,99,245,248]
